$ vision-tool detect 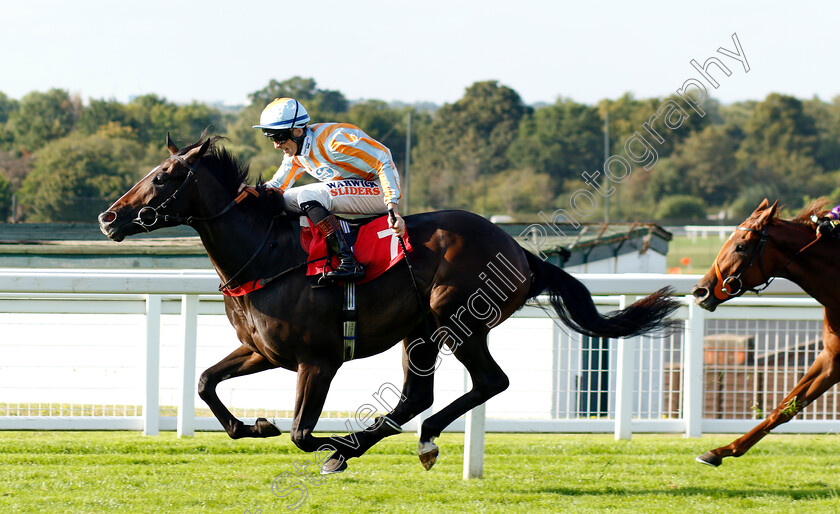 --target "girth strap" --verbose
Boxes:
[343,281,357,361]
